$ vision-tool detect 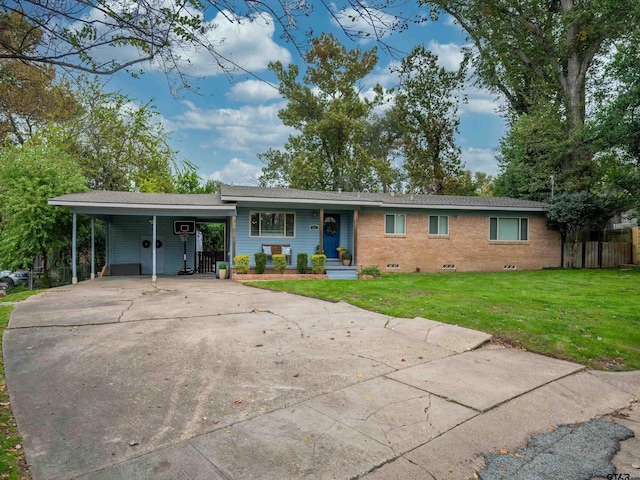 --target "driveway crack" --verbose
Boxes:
[118,299,135,322]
